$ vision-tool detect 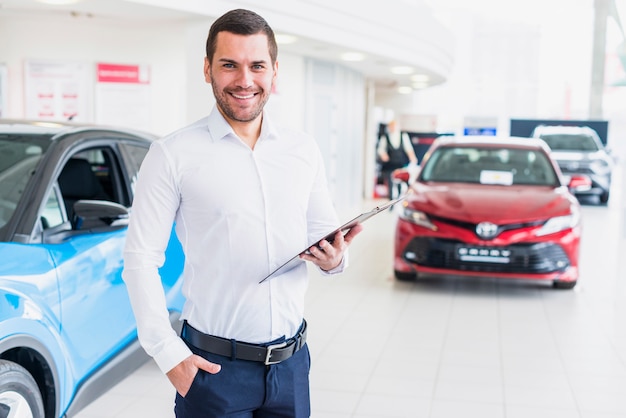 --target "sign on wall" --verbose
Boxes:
[463,116,498,136]
[24,60,90,121]
[95,63,151,131]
